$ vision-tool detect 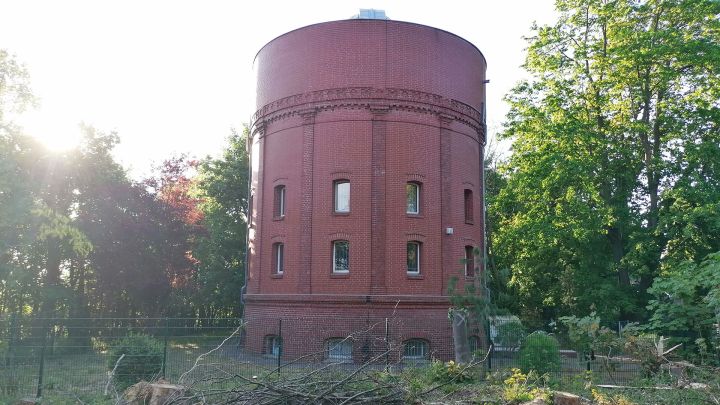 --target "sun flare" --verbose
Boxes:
[18,111,84,152]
